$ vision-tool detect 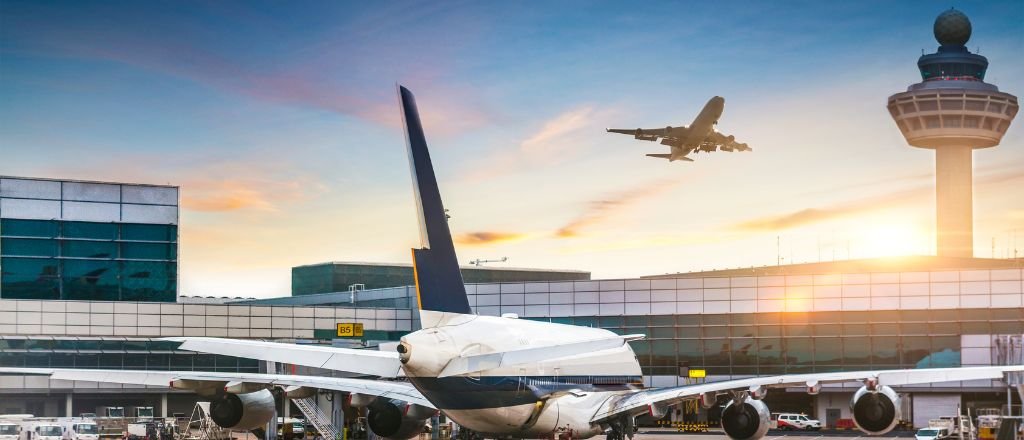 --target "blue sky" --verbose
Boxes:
[2,0,1022,297]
